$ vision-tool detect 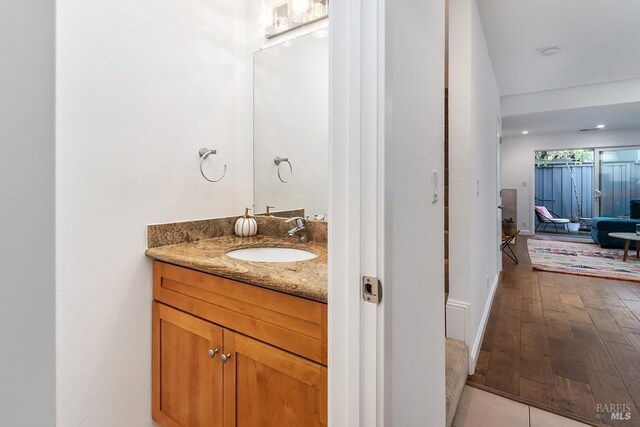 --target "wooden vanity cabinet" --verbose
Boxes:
[152,303,224,427]
[223,331,327,426]
[151,261,327,427]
